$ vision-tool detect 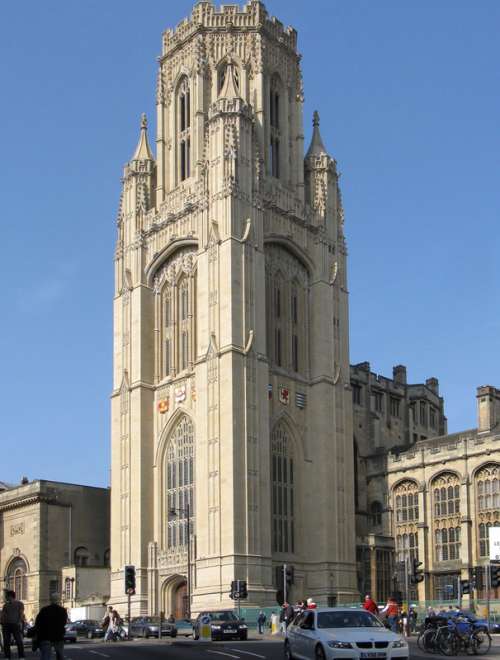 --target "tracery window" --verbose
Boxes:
[269,74,281,178]
[5,558,27,600]
[166,415,195,549]
[178,77,191,181]
[272,425,295,554]
[476,464,500,557]
[393,481,419,567]
[265,246,308,375]
[432,473,461,562]
[155,248,197,380]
